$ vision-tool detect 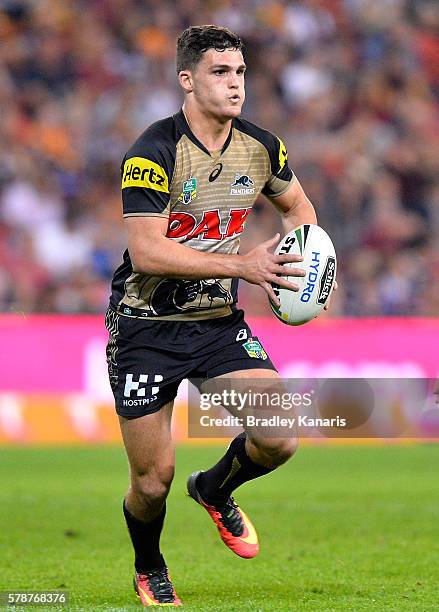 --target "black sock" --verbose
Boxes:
[123,500,166,572]
[196,433,275,505]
